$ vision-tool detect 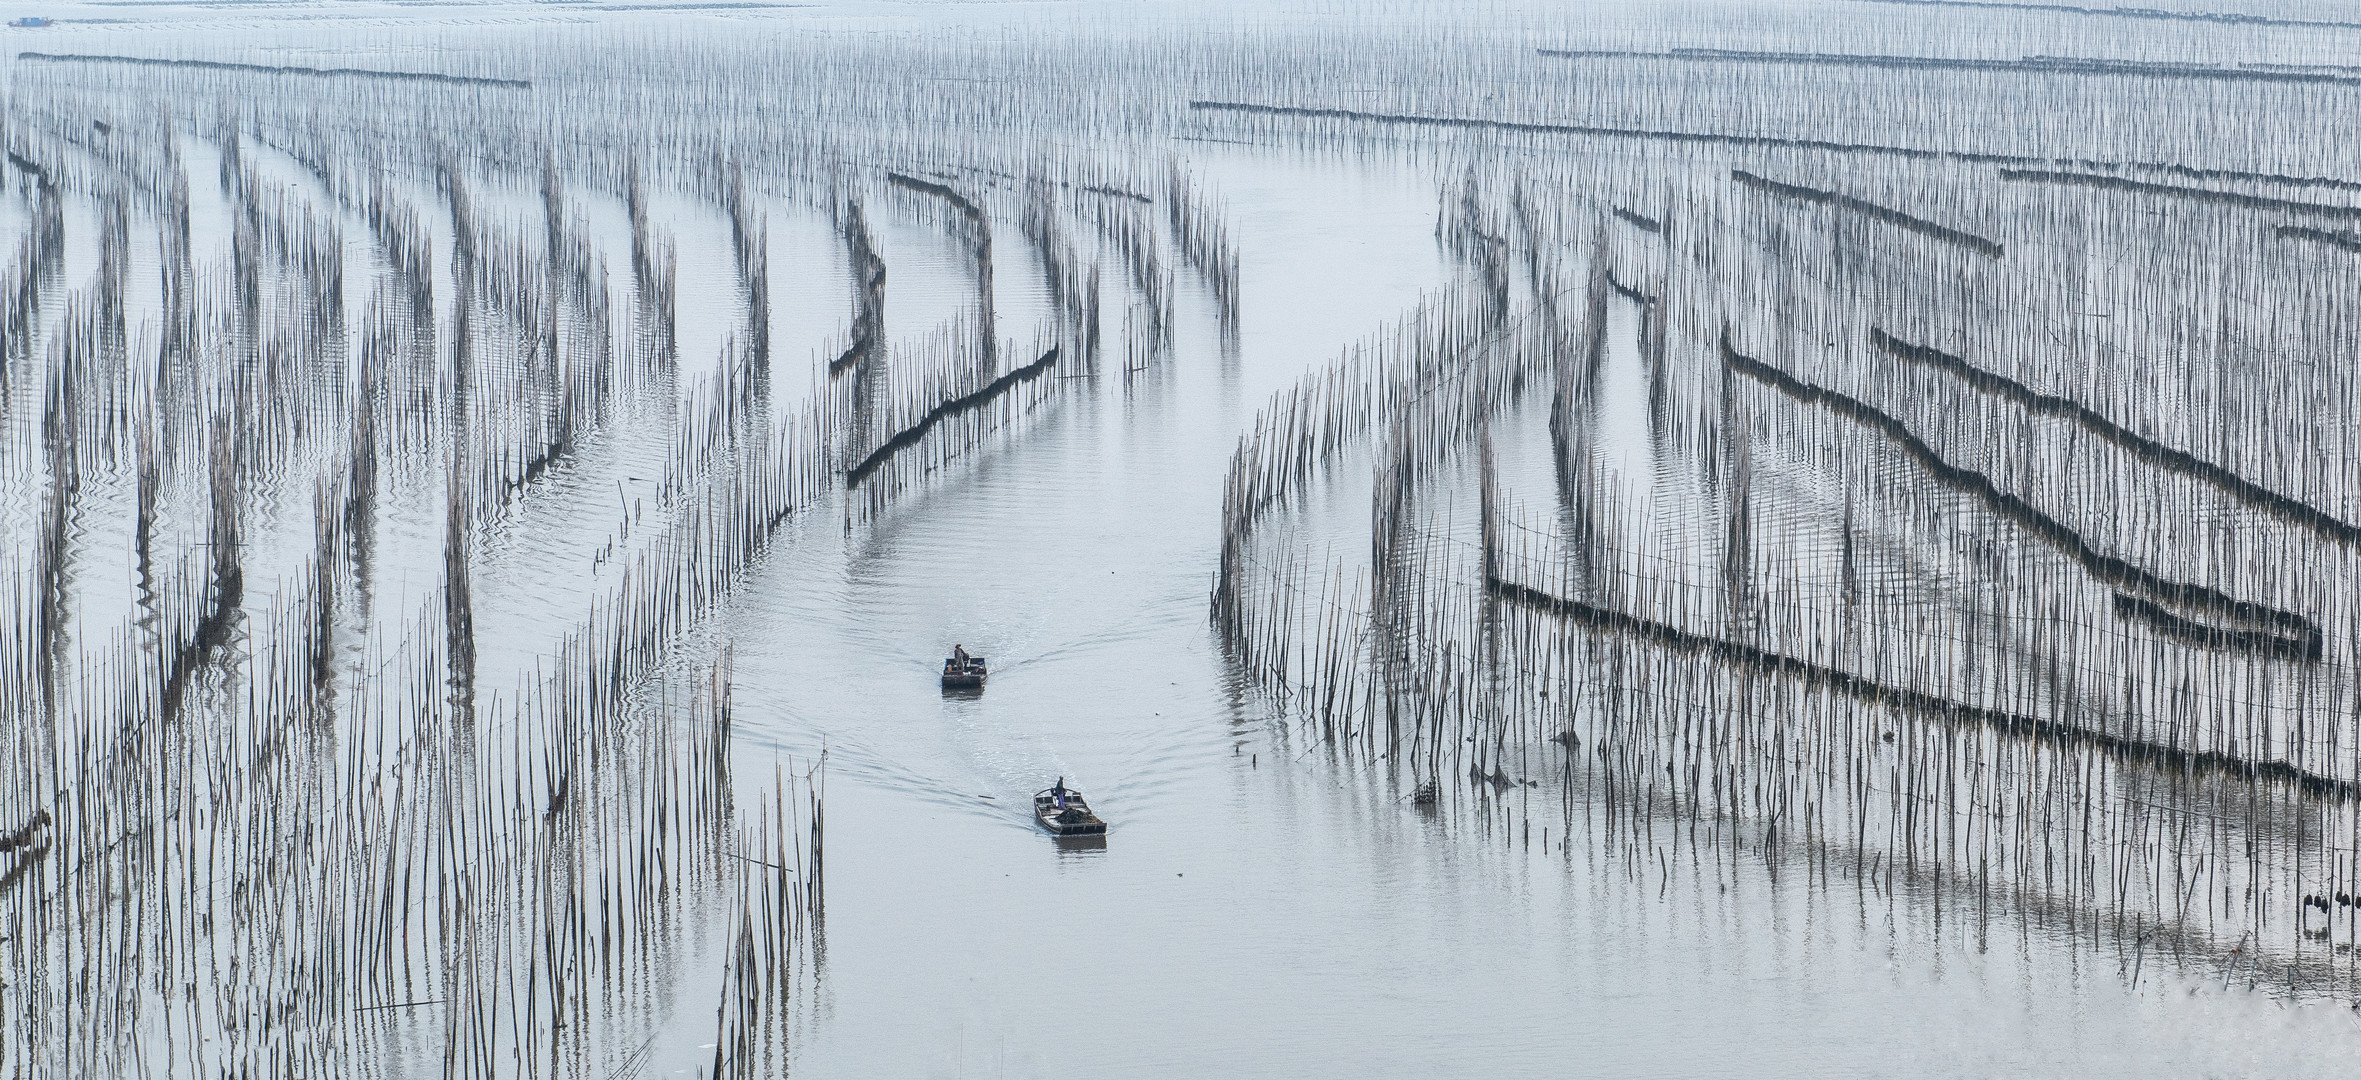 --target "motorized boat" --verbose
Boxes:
[941,646,986,690]
[1033,779,1106,836]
